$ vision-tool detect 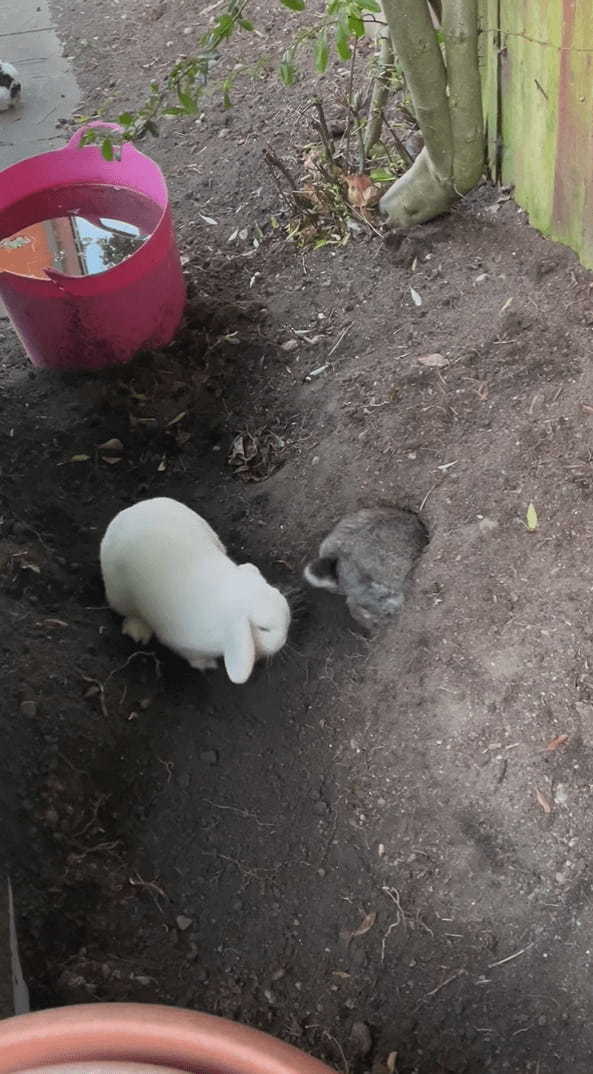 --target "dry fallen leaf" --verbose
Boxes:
[20,561,40,574]
[535,788,552,814]
[166,411,187,427]
[98,438,123,452]
[417,353,448,368]
[70,454,90,463]
[344,173,381,209]
[546,733,569,752]
[581,403,593,415]
[281,339,298,352]
[526,502,538,531]
[347,910,377,941]
[410,286,423,307]
[387,1052,398,1074]
[303,147,324,174]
